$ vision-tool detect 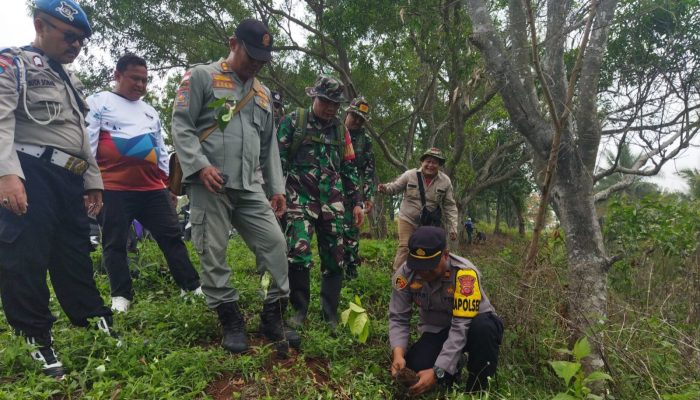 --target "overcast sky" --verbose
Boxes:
[3,2,697,192]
